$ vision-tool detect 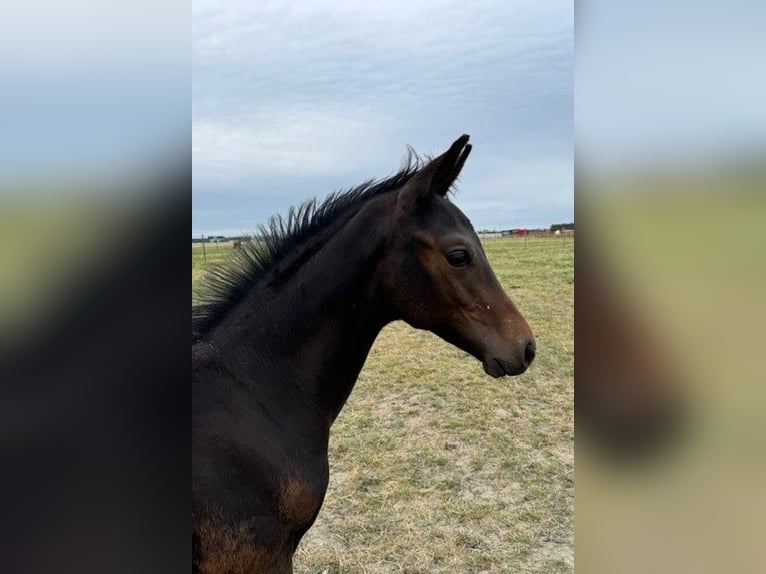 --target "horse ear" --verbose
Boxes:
[398,134,472,213]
